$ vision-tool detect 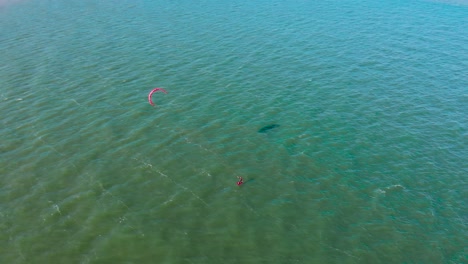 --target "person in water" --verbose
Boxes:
[237,176,244,186]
